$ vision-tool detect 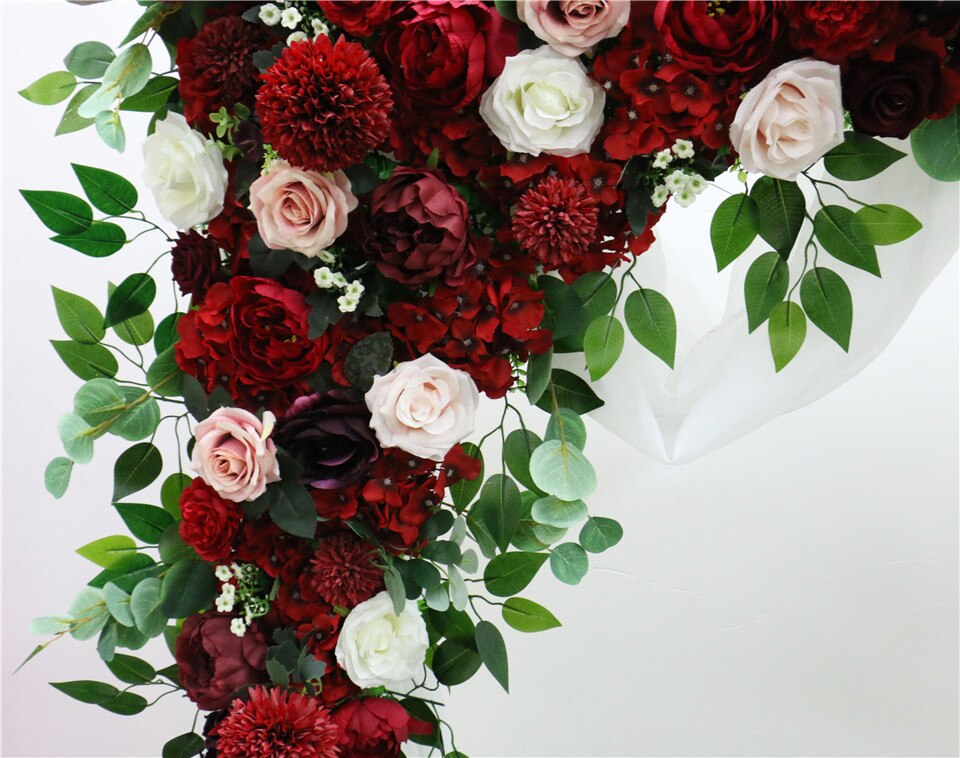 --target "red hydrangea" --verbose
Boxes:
[360,449,440,549]
[332,698,433,758]
[178,479,241,563]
